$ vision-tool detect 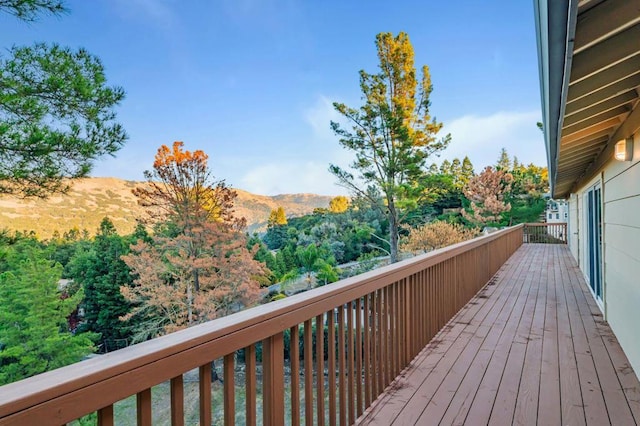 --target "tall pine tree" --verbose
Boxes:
[330,32,450,262]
